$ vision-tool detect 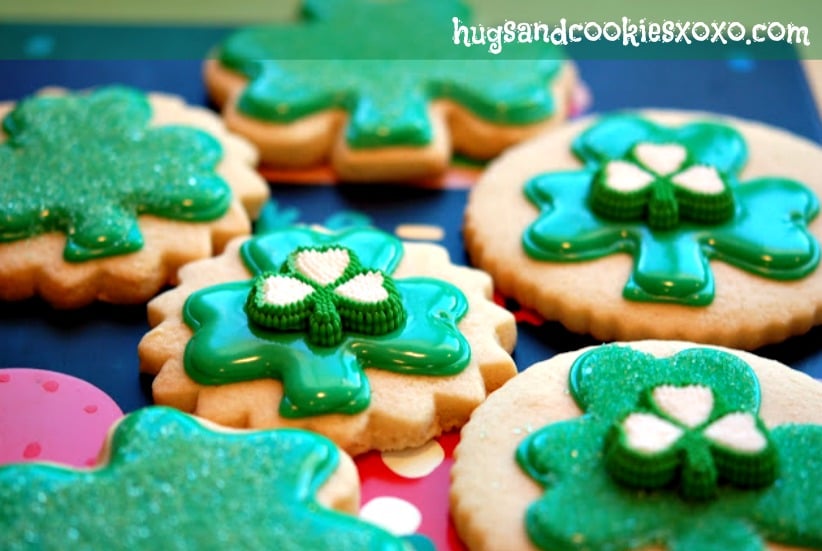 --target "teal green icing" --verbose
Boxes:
[324,211,373,231]
[254,200,302,234]
[0,86,231,261]
[522,115,820,306]
[184,227,470,418]
[254,200,372,235]
[572,116,748,174]
[218,0,564,148]
[241,226,404,276]
[515,345,822,551]
[402,534,437,551]
[0,407,406,550]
